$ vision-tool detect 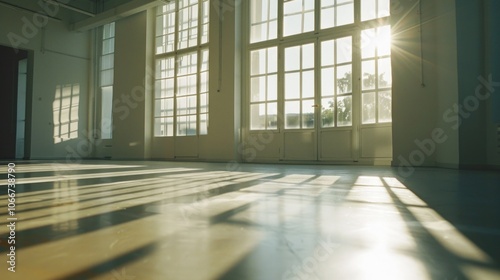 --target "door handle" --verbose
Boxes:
[311,104,319,108]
